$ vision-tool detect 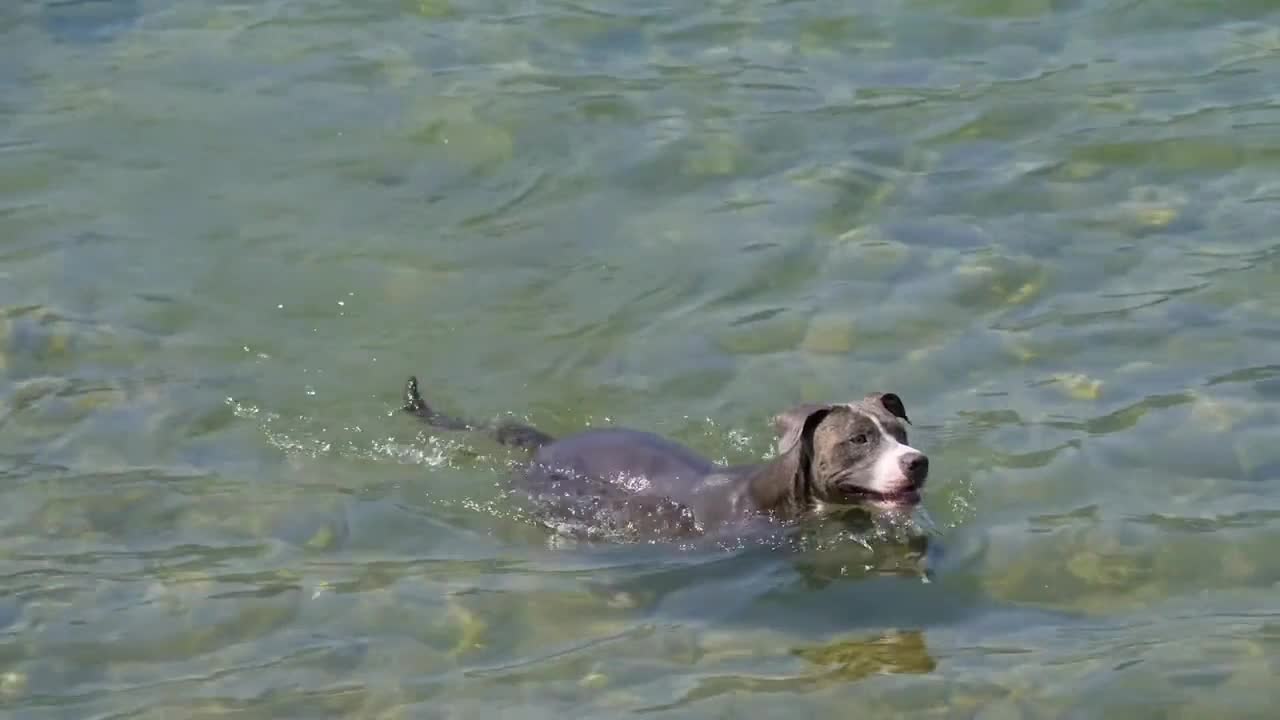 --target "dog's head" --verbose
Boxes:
[773,393,928,508]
